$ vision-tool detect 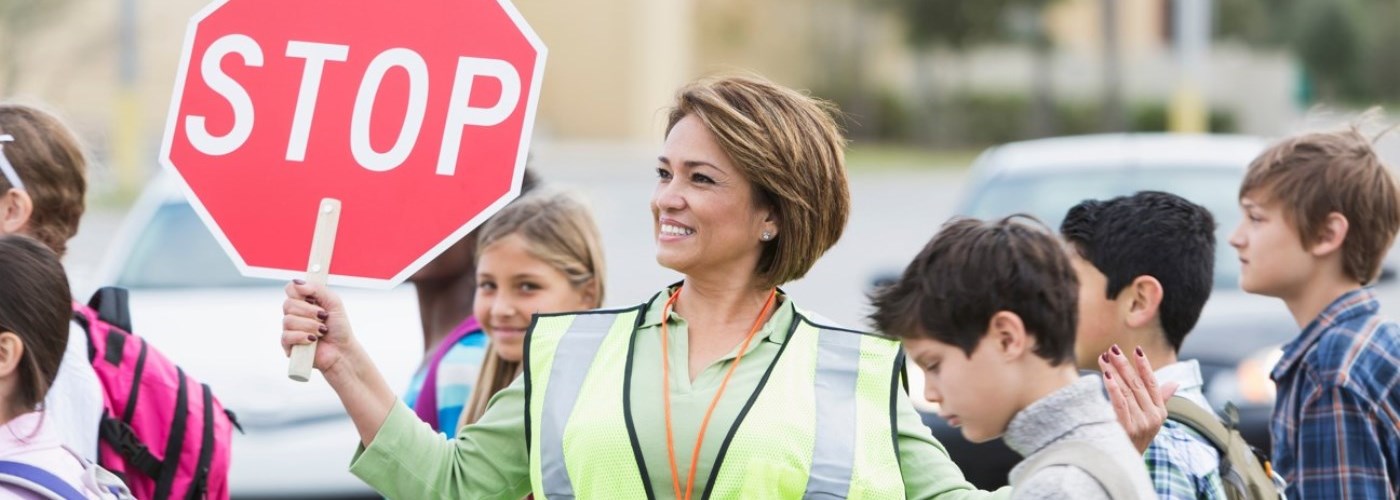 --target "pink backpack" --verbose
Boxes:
[72,287,238,499]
